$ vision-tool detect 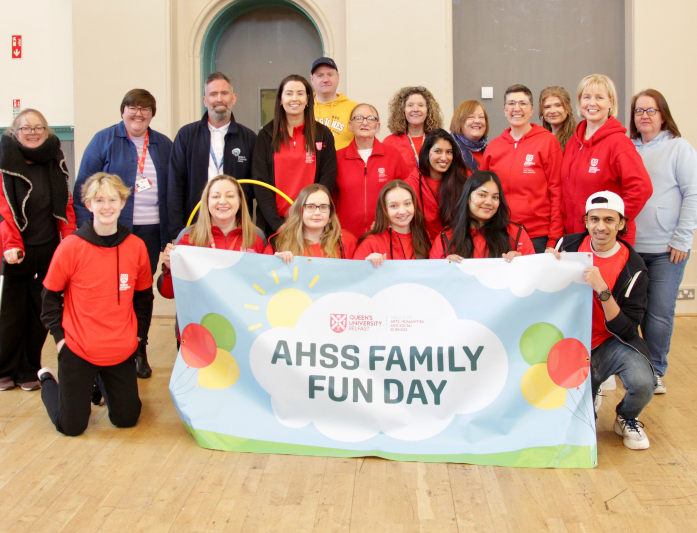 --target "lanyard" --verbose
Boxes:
[128,131,150,177]
[406,132,422,168]
[209,140,224,174]
[210,233,240,250]
[388,227,414,259]
[418,173,439,208]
